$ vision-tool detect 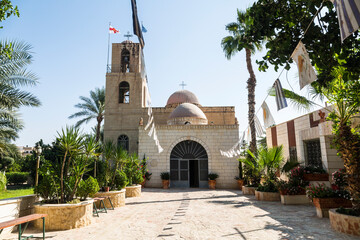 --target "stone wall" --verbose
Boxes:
[0,195,38,236]
[138,125,239,189]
